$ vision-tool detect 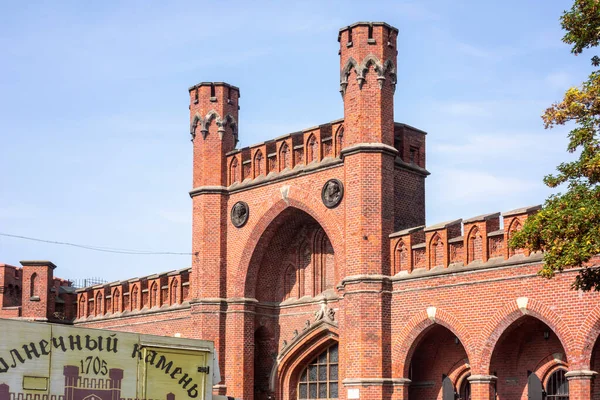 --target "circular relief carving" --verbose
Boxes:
[322,179,344,208]
[231,201,249,228]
